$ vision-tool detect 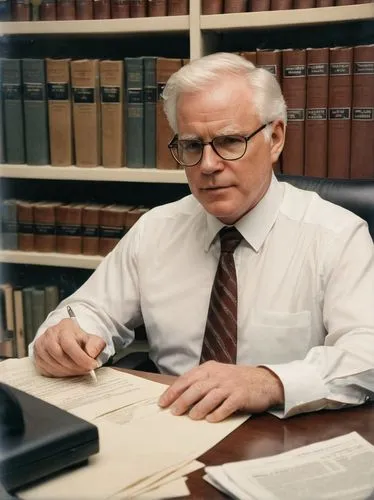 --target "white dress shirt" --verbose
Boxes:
[30,174,374,418]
